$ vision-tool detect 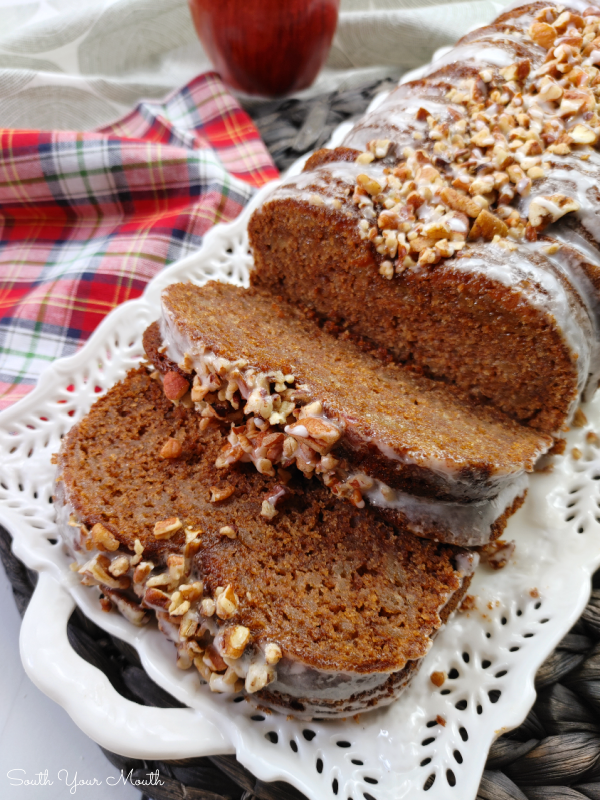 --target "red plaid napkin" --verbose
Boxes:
[0,72,278,411]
